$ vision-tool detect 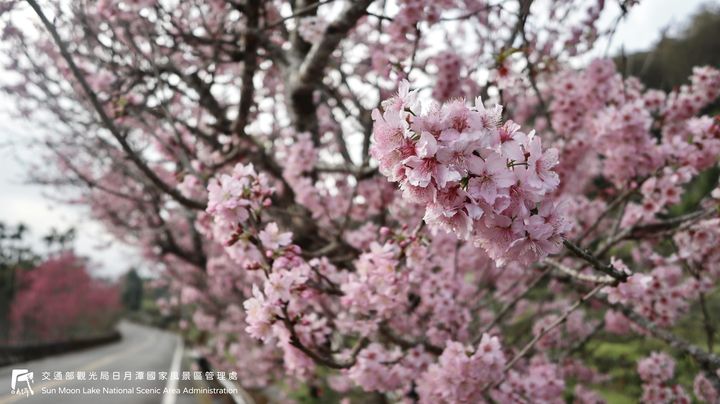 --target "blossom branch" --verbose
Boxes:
[604,298,720,392]
[472,266,551,344]
[543,258,615,285]
[280,304,362,369]
[26,0,206,210]
[483,283,605,393]
[562,239,629,282]
[594,207,716,257]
